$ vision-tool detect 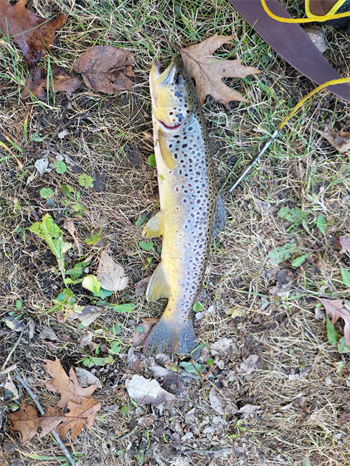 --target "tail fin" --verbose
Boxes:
[144,317,200,359]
